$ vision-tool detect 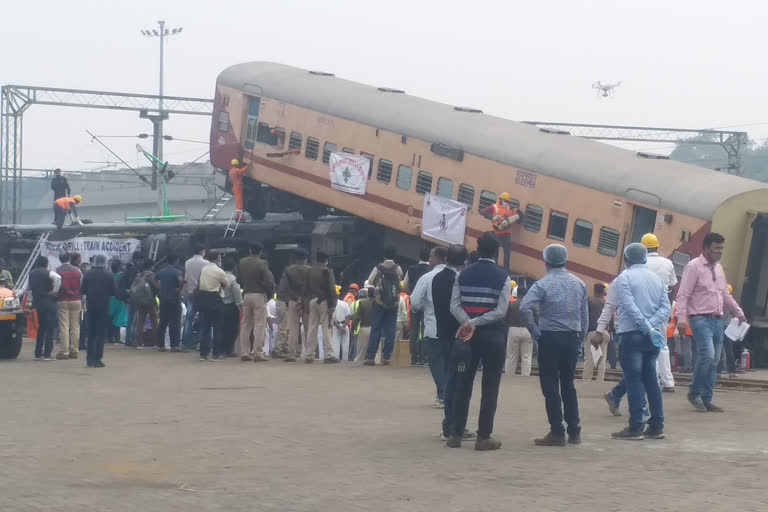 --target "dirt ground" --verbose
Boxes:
[2,341,767,512]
